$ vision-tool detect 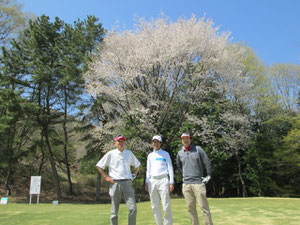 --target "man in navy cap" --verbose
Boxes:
[96,135,141,225]
[176,131,213,225]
